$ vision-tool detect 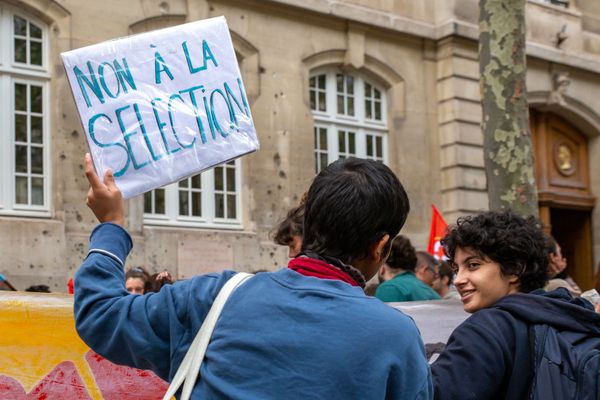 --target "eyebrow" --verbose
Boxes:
[460,255,482,264]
